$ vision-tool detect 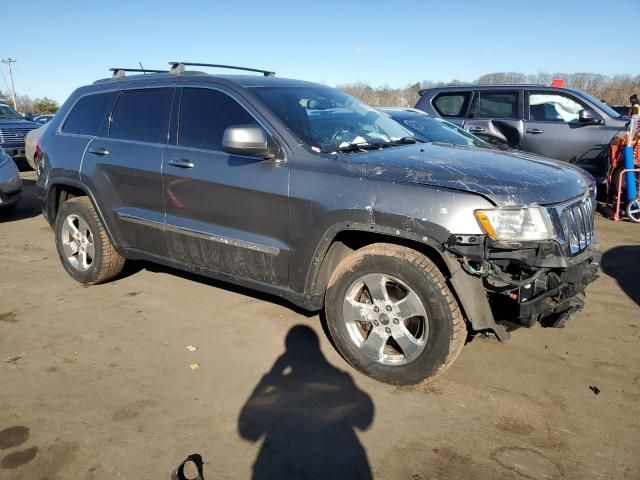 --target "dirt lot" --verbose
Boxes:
[1,171,639,479]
